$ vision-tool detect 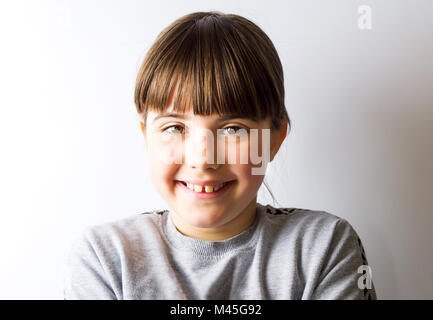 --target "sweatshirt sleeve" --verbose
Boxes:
[308,218,377,300]
[64,229,118,300]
